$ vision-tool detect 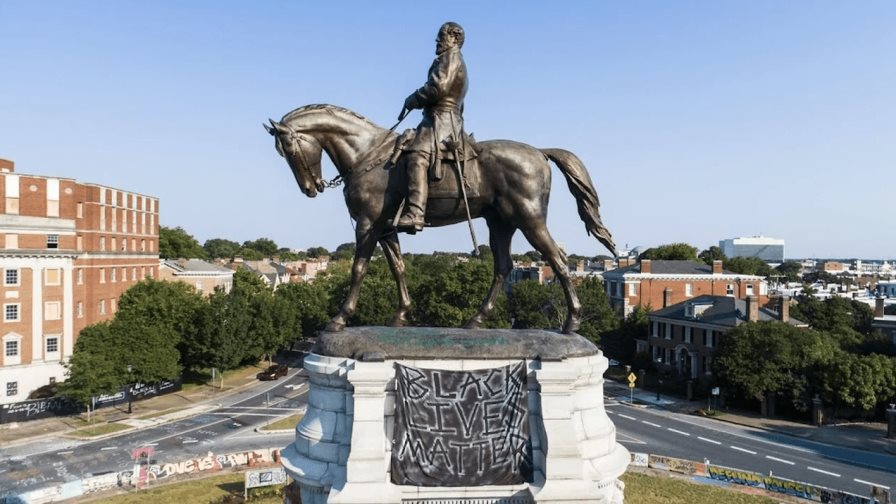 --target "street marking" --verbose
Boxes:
[698,437,721,445]
[182,438,198,444]
[667,428,690,436]
[56,451,73,455]
[765,455,794,465]
[808,467,840,477]
[730,445,756,455]
[854,479,889,490]
[208,412,284,417]
[618,414,637,421]
[217,406,304,411]
[100,446,117,451]
[641,421,662,428]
